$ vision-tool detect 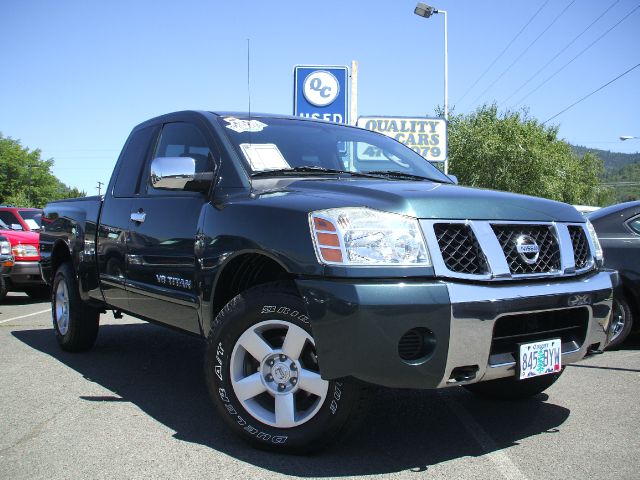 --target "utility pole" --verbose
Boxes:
[97,181,104,196]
